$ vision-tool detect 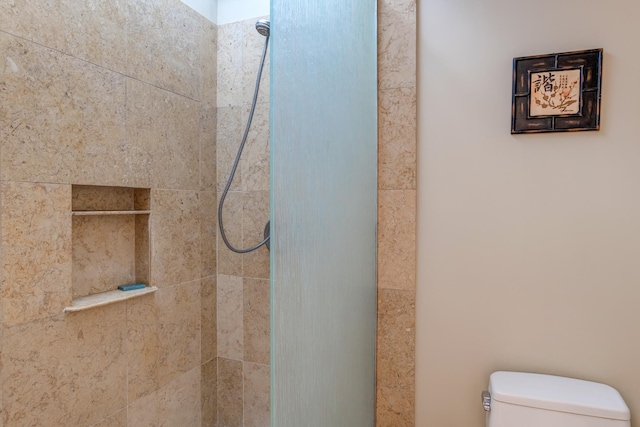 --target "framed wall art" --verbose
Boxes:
[511,49,603,134]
